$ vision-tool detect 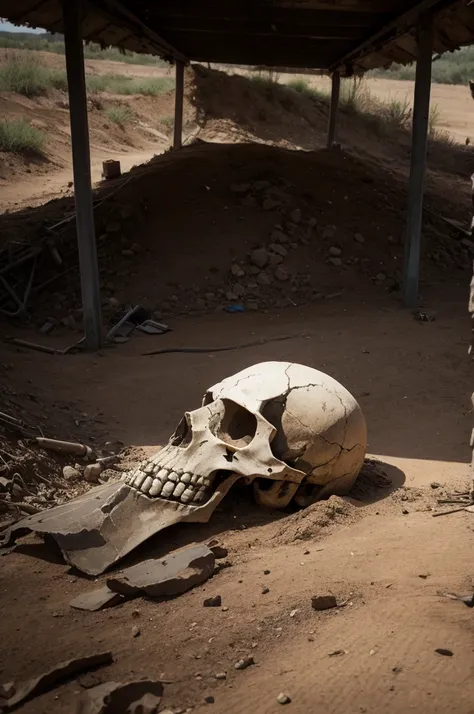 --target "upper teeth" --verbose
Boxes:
[124,464,211,504]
